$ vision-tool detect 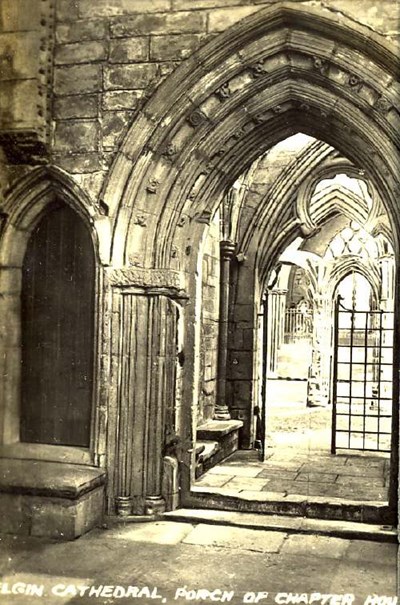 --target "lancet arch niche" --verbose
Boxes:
[0,168,101,461]
[101,3,400,519]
